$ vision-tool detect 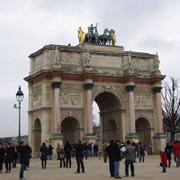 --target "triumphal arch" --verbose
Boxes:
[25,25,166,156]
